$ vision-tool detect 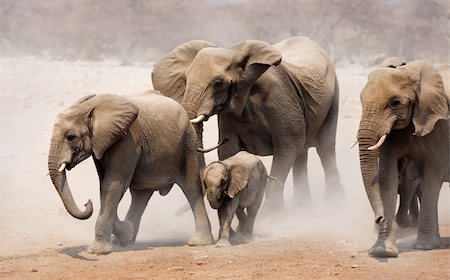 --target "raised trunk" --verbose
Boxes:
[358,122,384,223]
[48,144,93,220]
